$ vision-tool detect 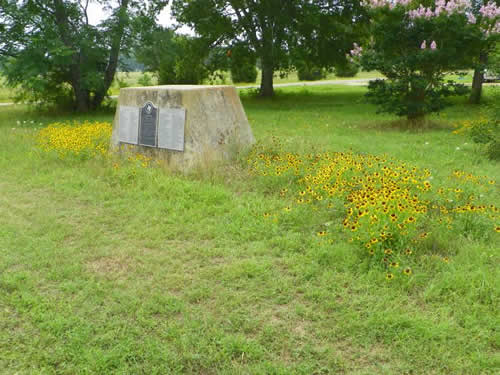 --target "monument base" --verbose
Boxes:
[111,85,255,171]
